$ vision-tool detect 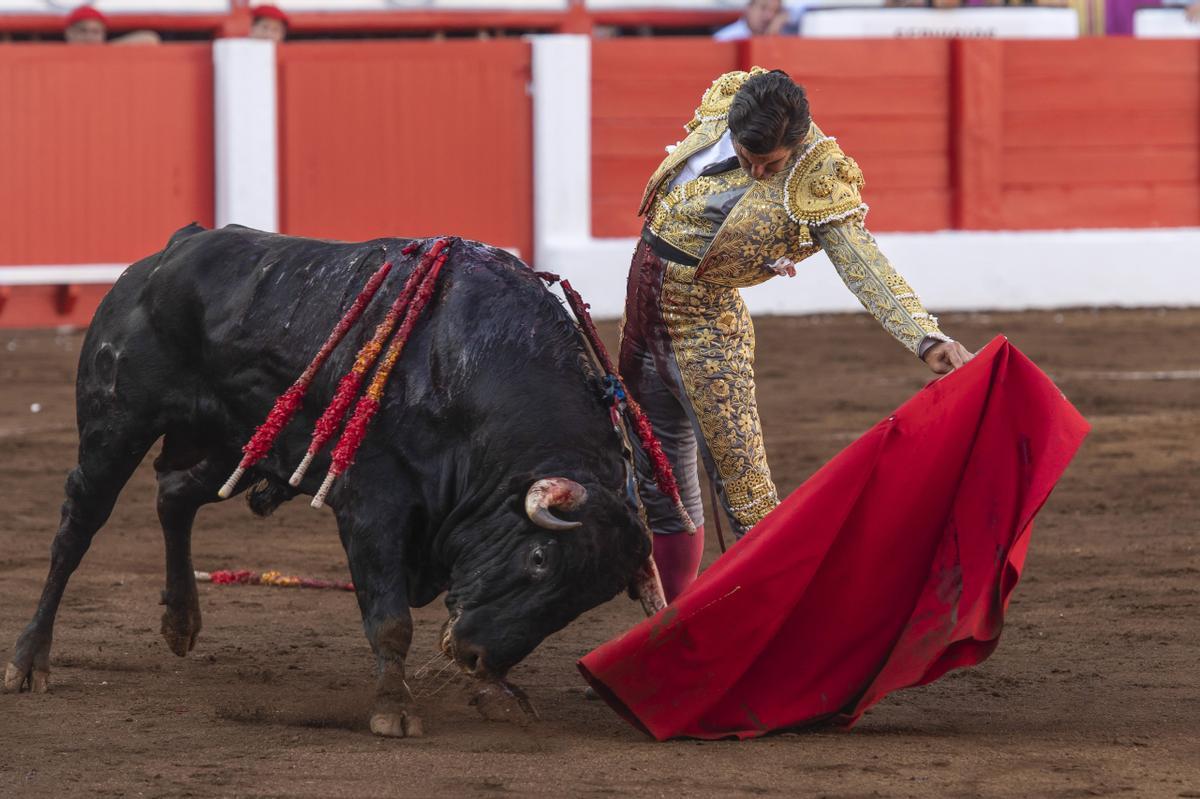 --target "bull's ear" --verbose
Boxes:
[525,478,587,531]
